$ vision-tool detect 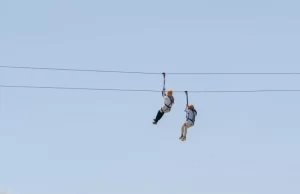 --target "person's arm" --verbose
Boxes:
[162,88,166,96]
[184,103,188,111]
